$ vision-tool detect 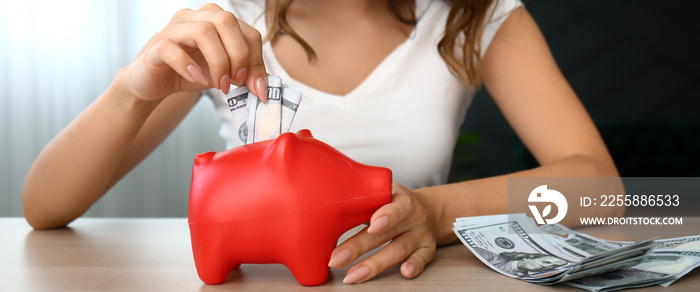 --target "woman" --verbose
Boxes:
[22,0,623,284]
